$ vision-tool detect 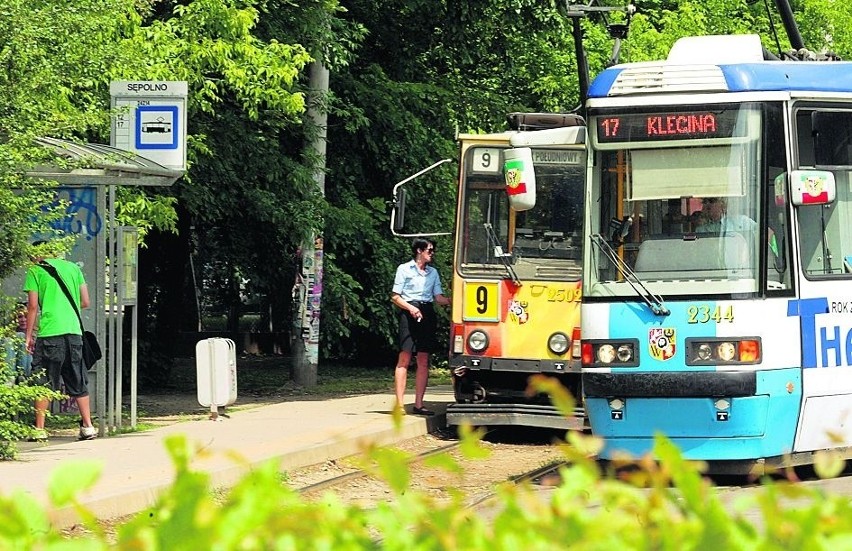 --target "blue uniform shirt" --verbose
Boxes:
[697,214,757,234]
[392,260,443,302]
